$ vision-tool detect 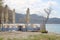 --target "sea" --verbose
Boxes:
[46,24,60,34]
